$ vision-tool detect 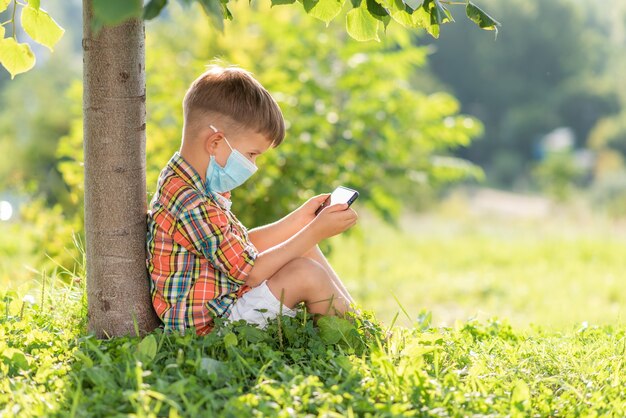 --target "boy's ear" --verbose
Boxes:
[204,130,223,155]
